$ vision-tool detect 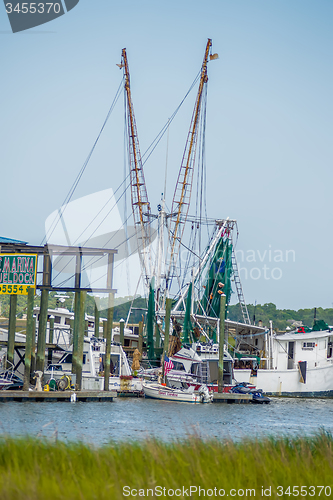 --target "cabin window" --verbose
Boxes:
[172,361,185,371]
[65,318,71,326]
[60,353,72,364]
[255,338,258,346]
[302,342,315,350]
[124,339,130,347]
[54,316,61,324]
